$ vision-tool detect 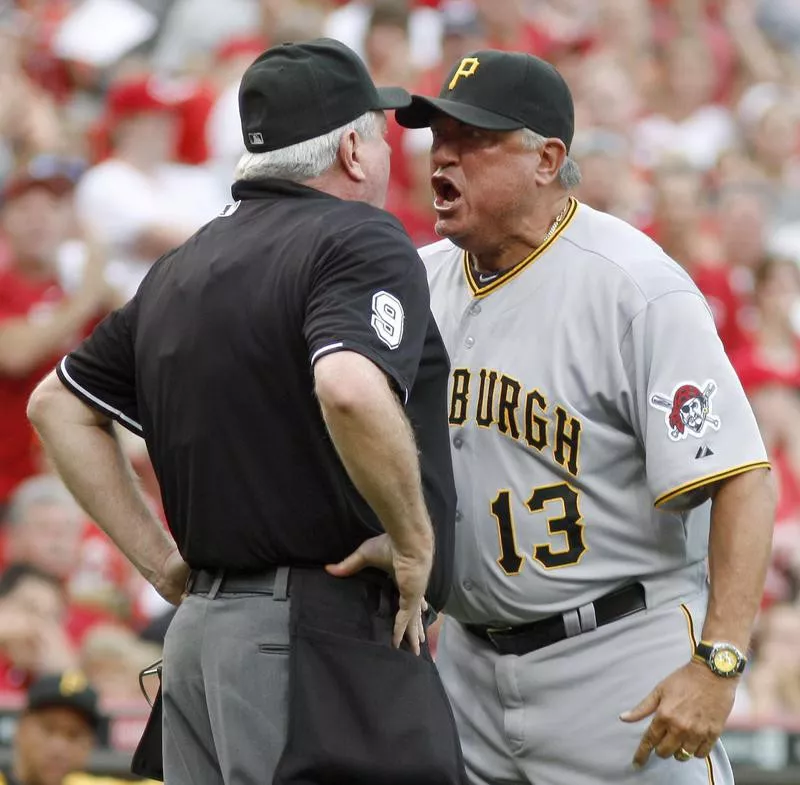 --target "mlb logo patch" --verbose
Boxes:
[248,132,264,145]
